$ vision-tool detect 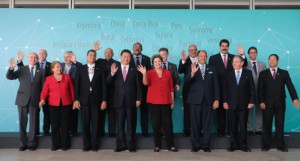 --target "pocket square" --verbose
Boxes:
[208,71,213,74]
